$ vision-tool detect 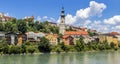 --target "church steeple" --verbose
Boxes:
[60,7,65,23]
[59,7,66,35]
